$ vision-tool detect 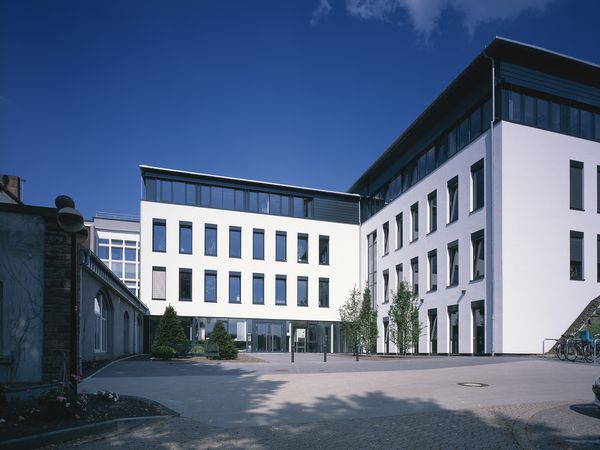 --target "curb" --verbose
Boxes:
[509,401,573,449]
[0,415,172,450]
[84,353,148,381]
[0,395,179,450]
